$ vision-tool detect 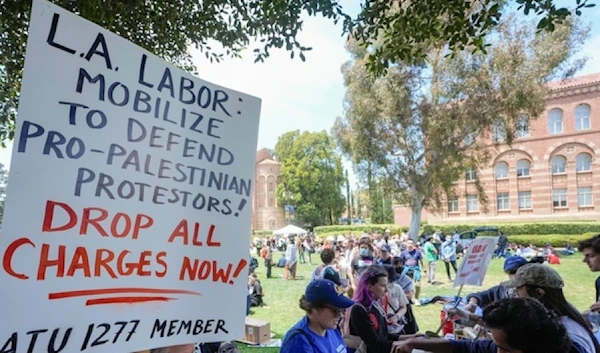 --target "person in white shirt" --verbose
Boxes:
[285,236,298,280]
